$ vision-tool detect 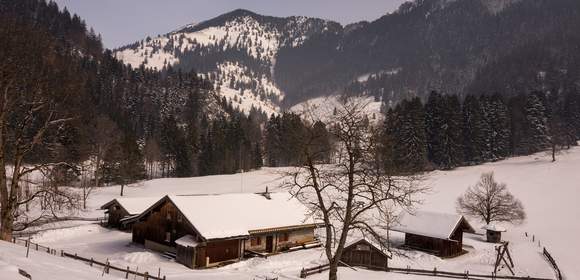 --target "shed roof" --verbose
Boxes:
[175,235,199,248]
[100,197,160,215]
[344,238,392,259]
[391,211,475,240]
